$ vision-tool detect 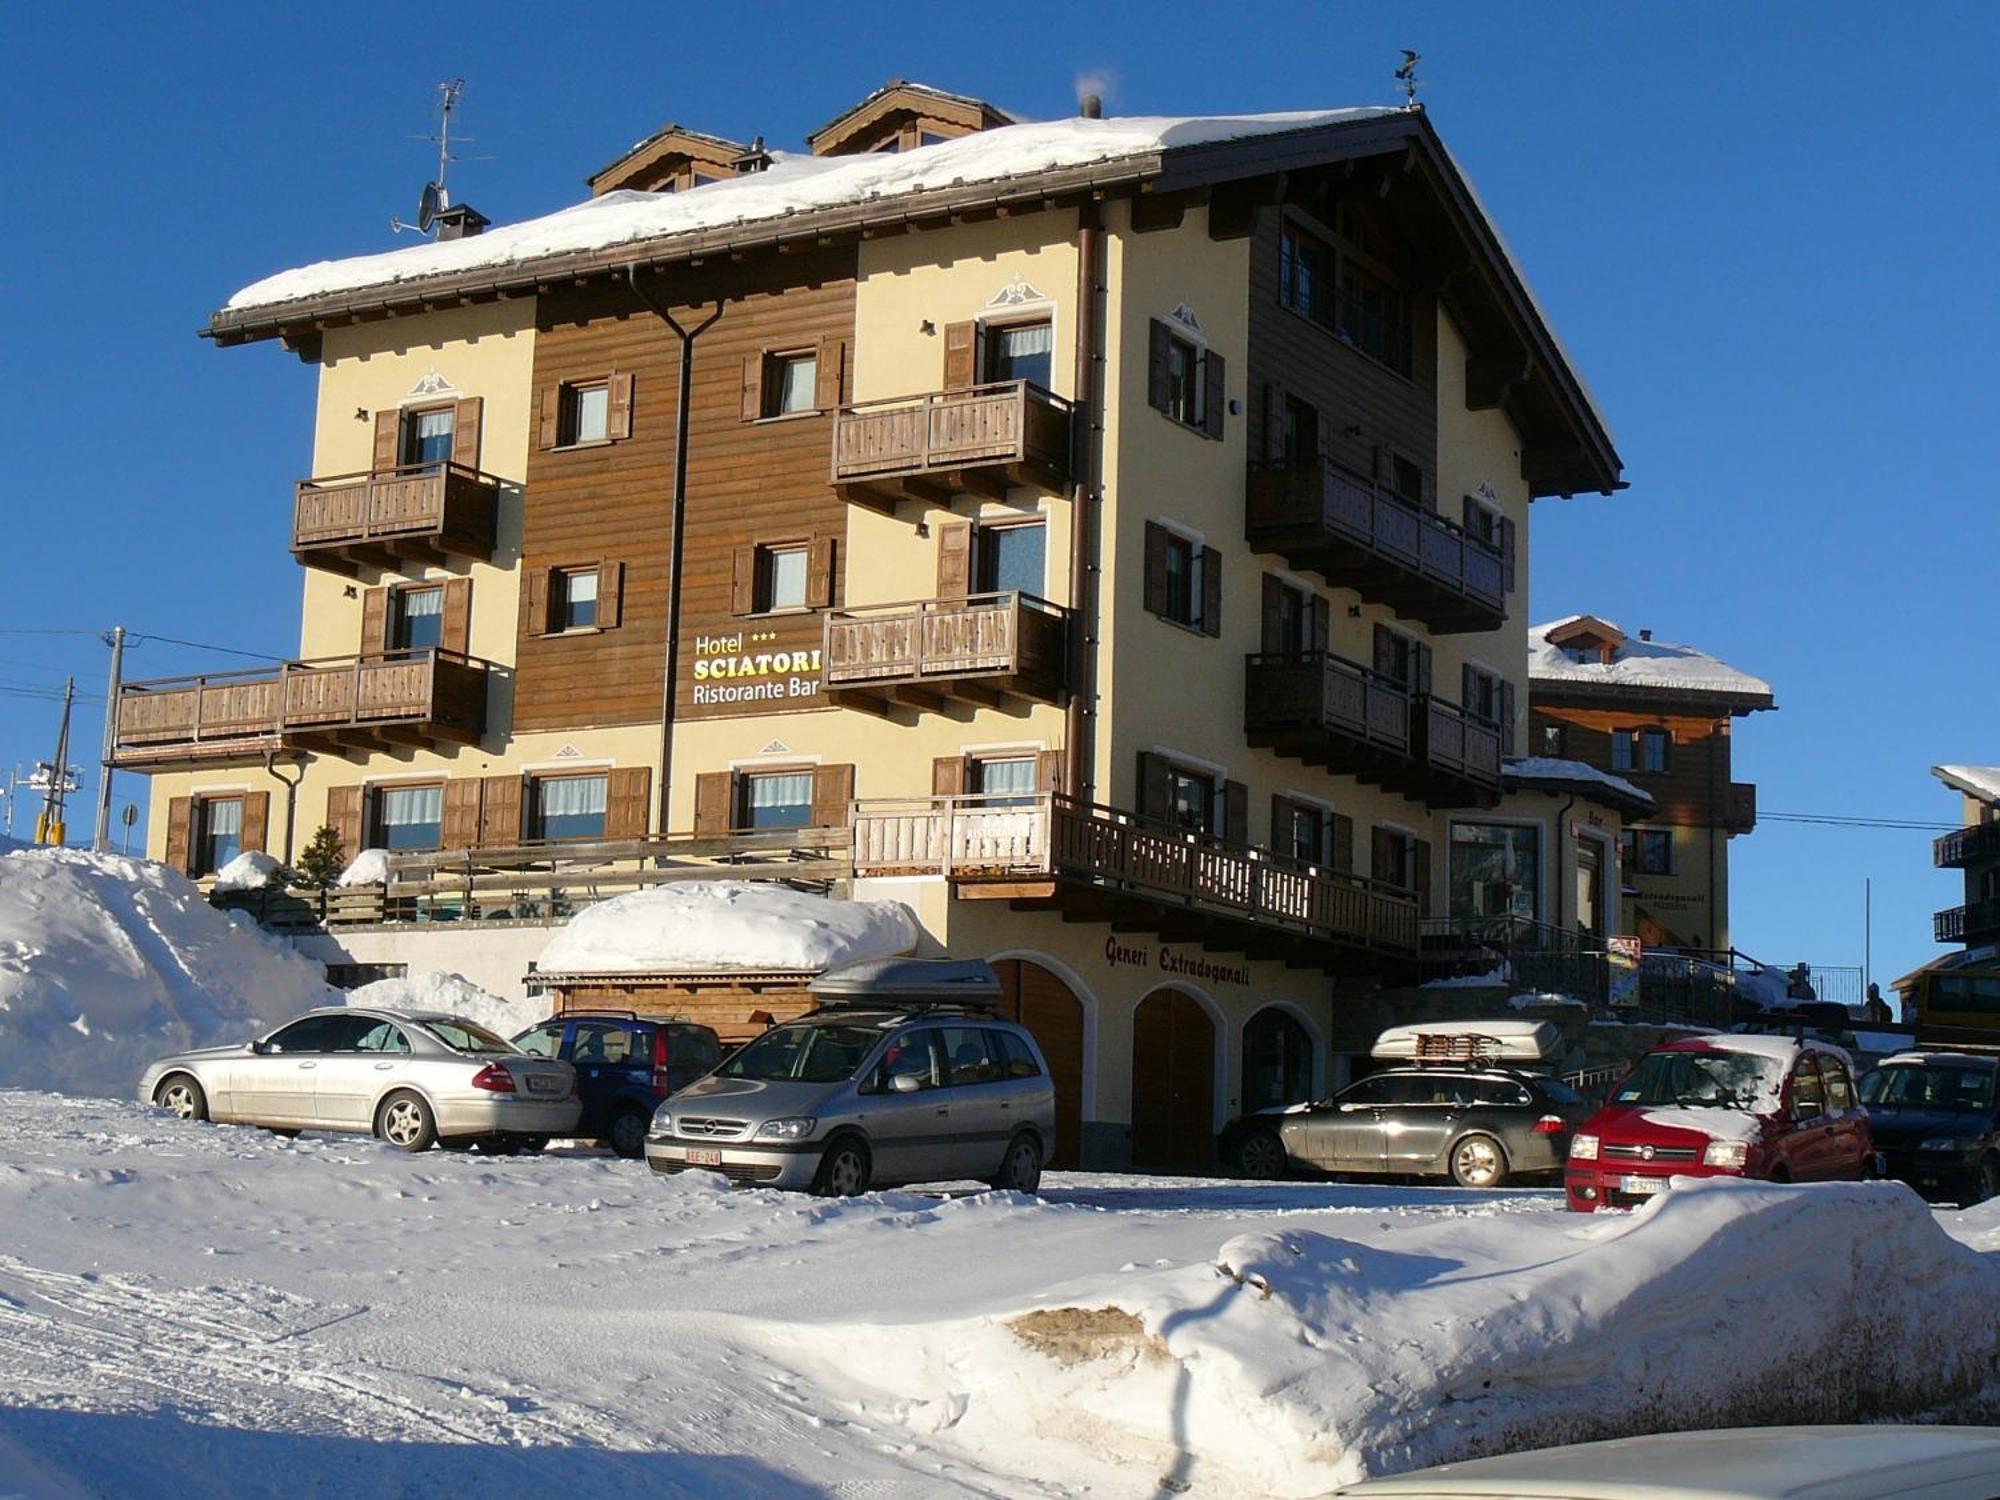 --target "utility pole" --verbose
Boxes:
[37,678,76,845]
[93,625,126,852]
[1863,877,1872,1000]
